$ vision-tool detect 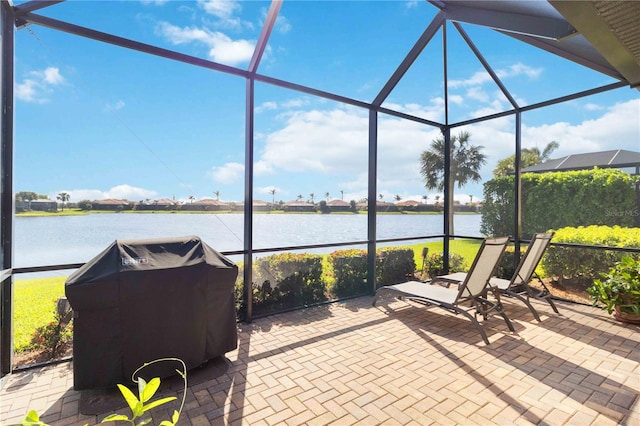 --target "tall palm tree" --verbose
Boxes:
[213,190,220,201]
[296,194,303,201]
[309,193,315,203]
[56,192,70,211]
[420,131,486,235]
[340,190,344,200]
[269,188,276,204]
[493,141,559,177]
[188,195,195,203]
[324,192,330,201]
